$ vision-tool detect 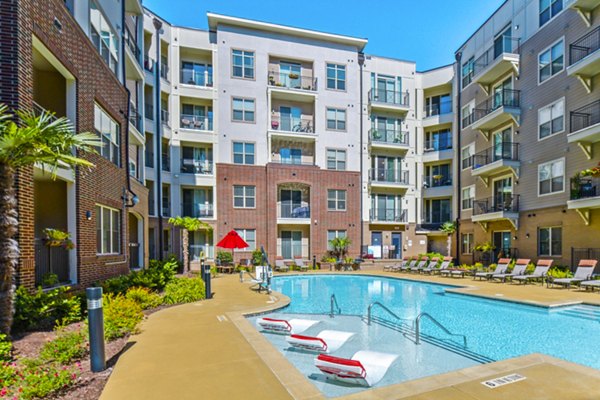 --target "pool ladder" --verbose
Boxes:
[367,302,411,327]
[415,312,467,347]
[329,294,341,318]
